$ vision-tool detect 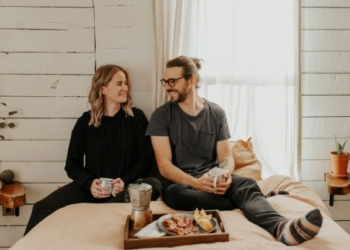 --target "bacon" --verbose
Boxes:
[174,227,185,235]
[163,219,178,231]
[163,214,196,235]
[185,217,192,226]
[184,226,193,235]
[171,214,181,223]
